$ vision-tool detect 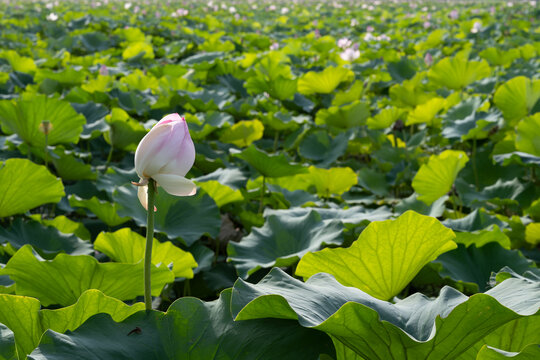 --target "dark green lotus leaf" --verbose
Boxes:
[114,185,221,246]
[178,88,235,112]
[233,145,308,178]
[227,210,343,278]
[181,51,225,67]
[395,193,448,217]
[231,268,540,360]
[442,98,502,140]
[29,289,334,360]
[0,323,15,360]
[299,131,348,168]
[0,158,65,217]
[194,168,247,190]
[78,32,112,52]
[263,206,393,226]
[0,245,174,307]
[456,178,527,209]
[493,152,540,166]
[443,209,507,232]
[387,57,417,82]
[434,243,535,292]
[0,218,92,259]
